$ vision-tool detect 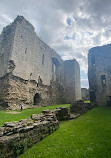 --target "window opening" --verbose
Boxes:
[42,54,44,65]
[101,75,106,85]
[25,47,27,54]
[91,56,95,66]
